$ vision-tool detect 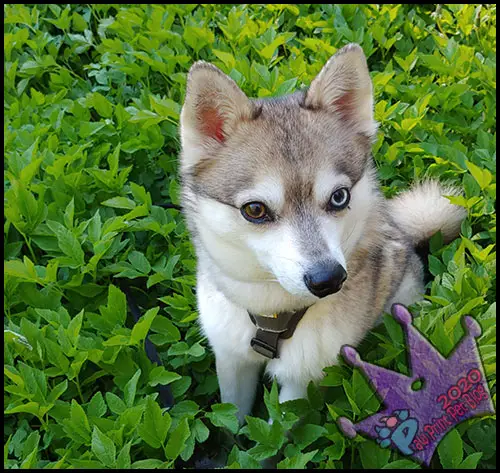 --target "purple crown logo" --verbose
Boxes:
[338,303,495,466]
